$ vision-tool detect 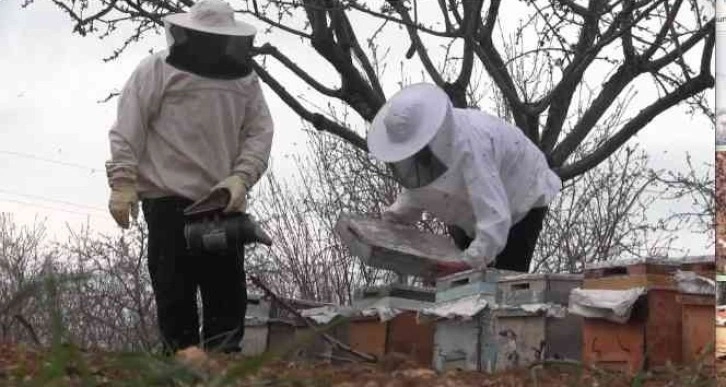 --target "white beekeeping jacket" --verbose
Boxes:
[386,108,561,267]
[106,50,274,203]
